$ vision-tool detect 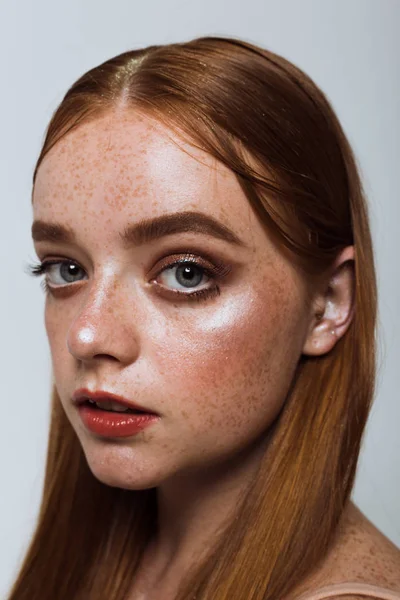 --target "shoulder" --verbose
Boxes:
[286,501,400,600]
[327,502,400,590]
[331,597,367,600]
[330,597,370,600]
[310,597,396,600]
